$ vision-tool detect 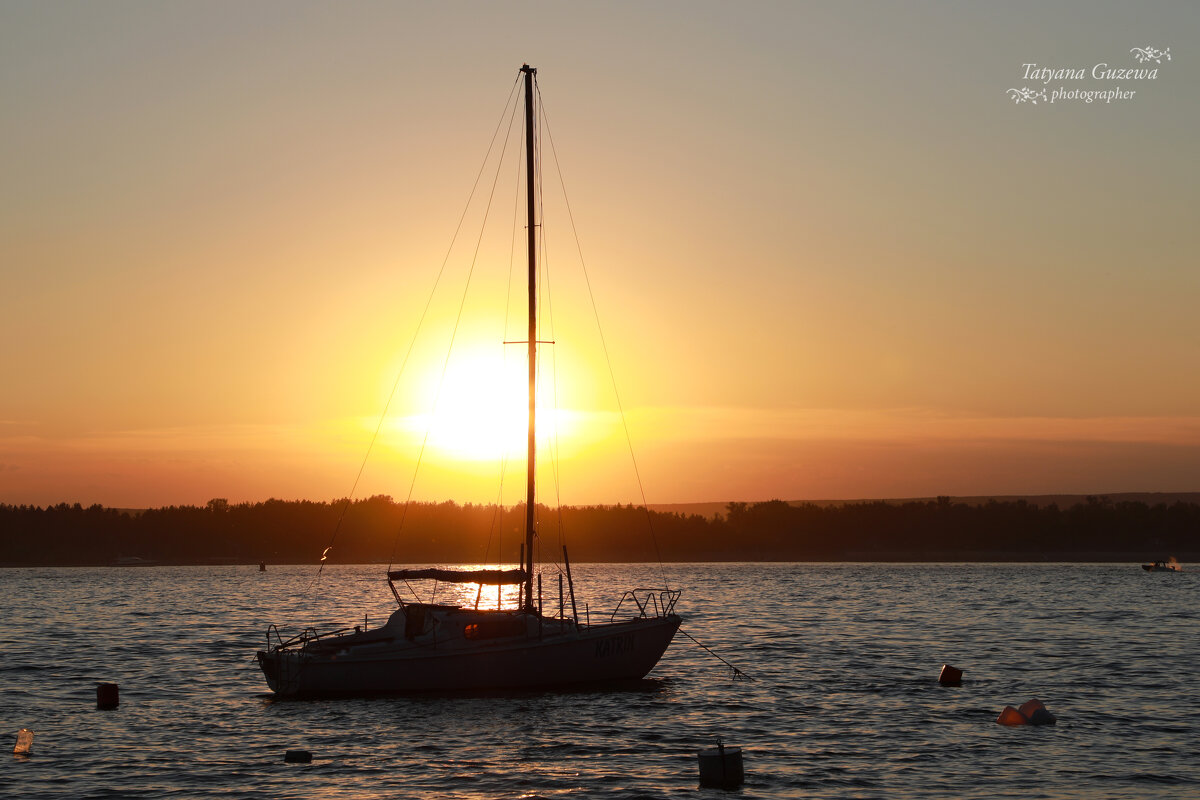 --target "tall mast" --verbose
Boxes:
[521,64,537,612]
